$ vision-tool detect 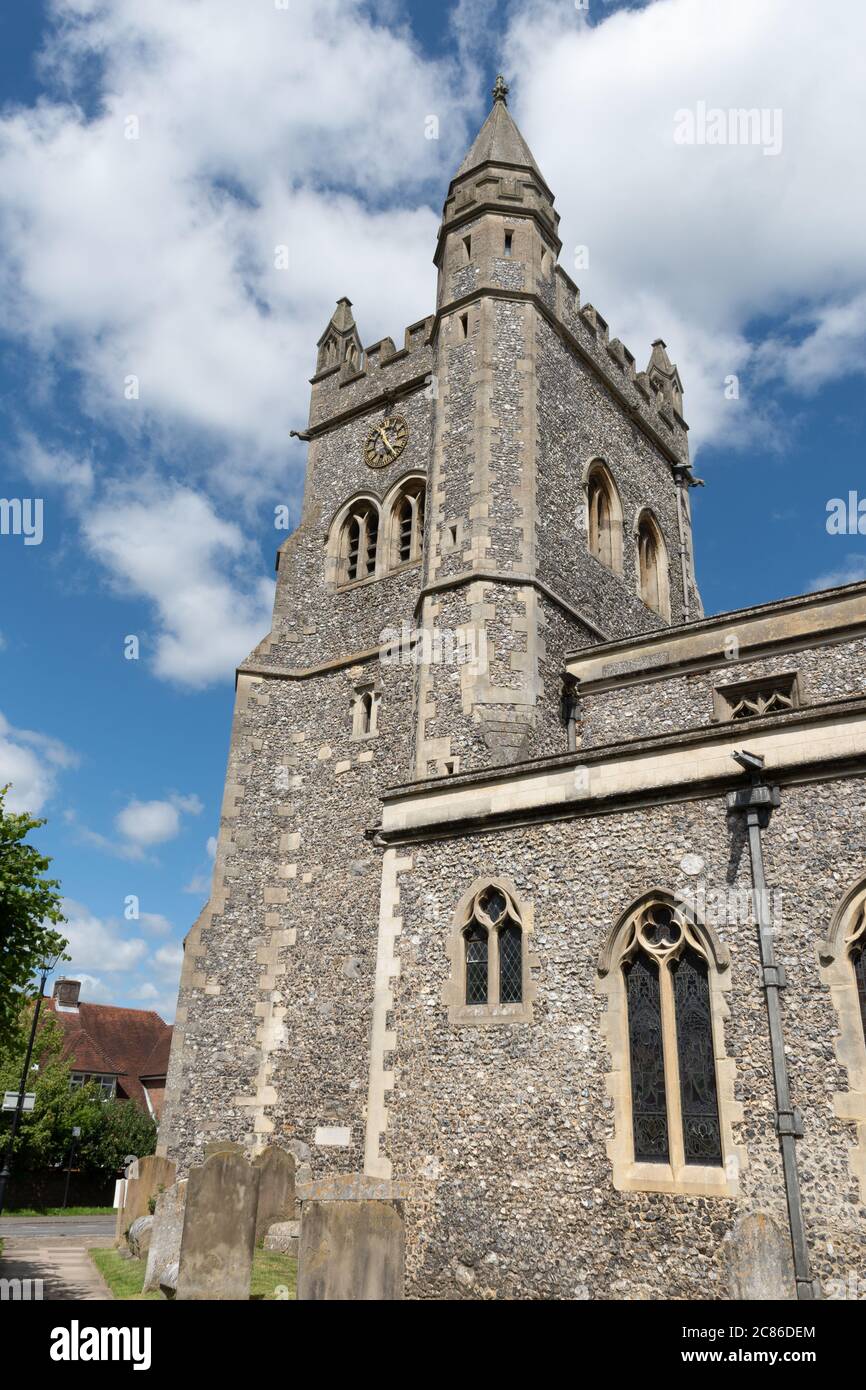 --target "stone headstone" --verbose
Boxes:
[253,1146,296,1244]
[160,1261,178,1300]
[176,1151,261,1301]
[127,1215,153,1259]
[264,1220,300,1257]
[723,1212,796,1300]
[203,1139,244,1159]
[116,1154,176,1246]
[298,1199,404,1301]
[143,1179,188,1293]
